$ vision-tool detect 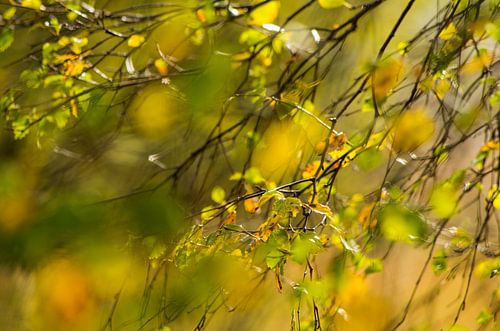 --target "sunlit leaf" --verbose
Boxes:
[489,91,500,107]
[20,0,42,10]
[475,258,499,278]
[379,204,428,244]
[211,186,226,204]
[3,7,16,20]
[372,58,404,102]
[439,23,458,40]
[488,186,500,209]
[302,160,320,178]
[154,58,168,75]
[0,27,14,53]
[397,41,410,55]
[432,248,447,275]
[476,310,493,325]
[201,205,218,221]
[290,234,323,264]
[244,197,260,214]
[462,49,492,74]
[485,21,500,42]
[63,60,86,77]
[128,34,145,48]
[318,0,347,9]
[450,228,472,252]
[430,183,459,218]
[447,326,469,331]
[392,109,435,152]
[249,1,280,25]
[356,148,383,171]
[258,190,285,208]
